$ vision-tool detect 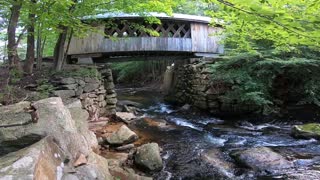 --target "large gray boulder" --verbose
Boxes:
[0,137,64,180]
[106,125,138,145]
[231,147,293,172]
[134,143,163,171]
[0,97,113,180]
[66,100,98,150]
[0,101,33,142]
